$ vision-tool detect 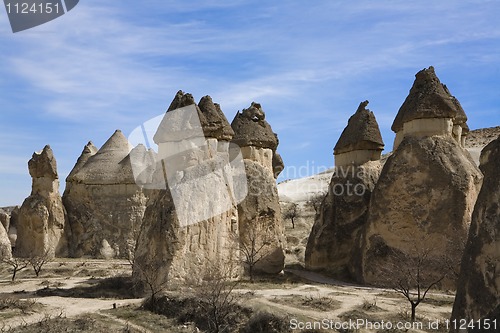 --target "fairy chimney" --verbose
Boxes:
[63,131,148,259]
[333,101,384,168]
[231,102,280,176]
[391,66,469,150]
